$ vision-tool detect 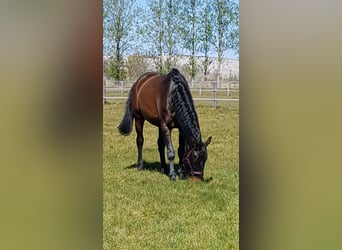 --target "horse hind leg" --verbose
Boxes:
[135,117,144,170]
[158,128,167,175]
